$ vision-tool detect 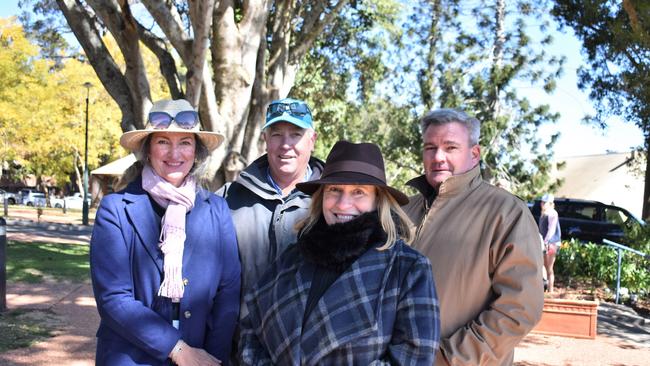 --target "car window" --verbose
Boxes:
[556,202,599,221]
[604,207,629,225]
